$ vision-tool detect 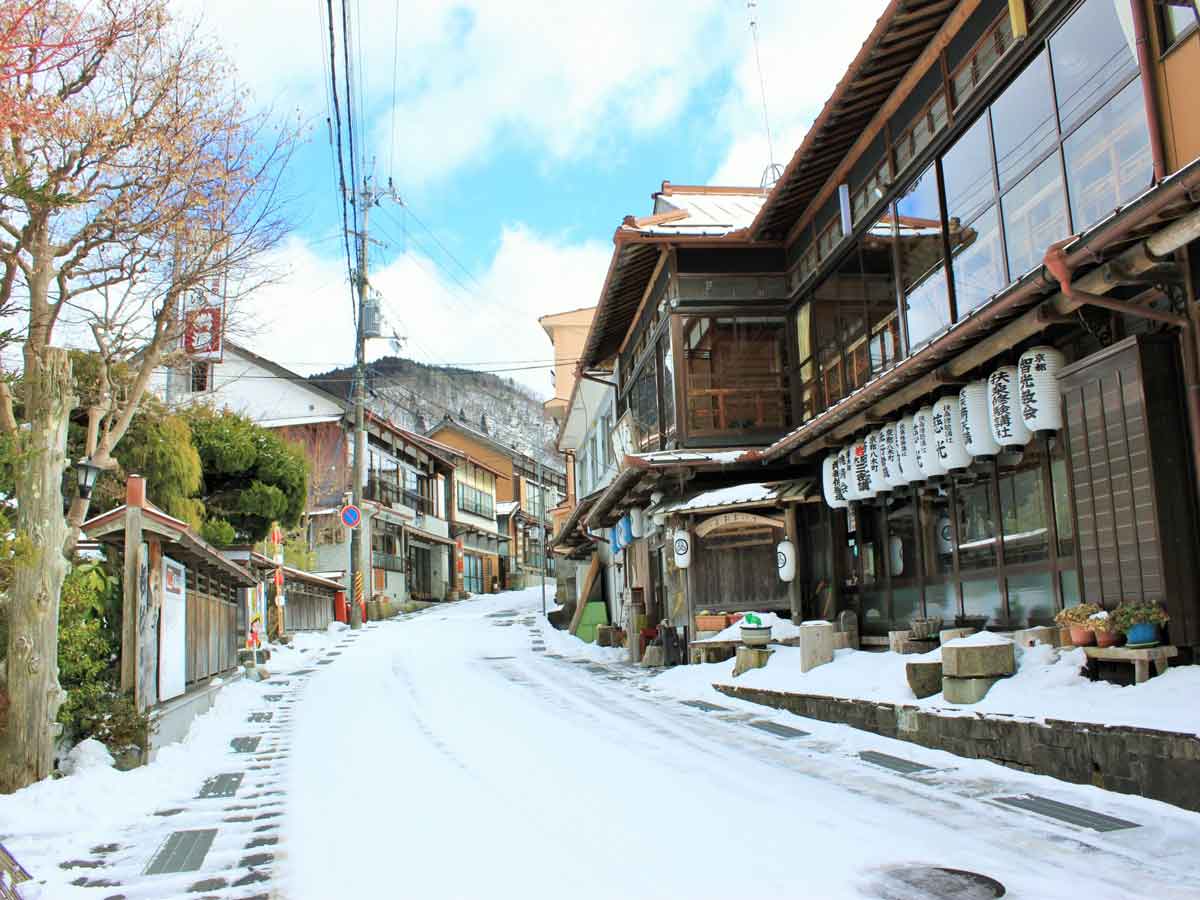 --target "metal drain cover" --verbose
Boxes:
[196,773,243,799]
[873,866,1004,899]
[680,699,729,713]
[859,750,934,775]
[143,829,217,875]
[993,794,1138,832]
[230,737,261,753]
[747,720,809,739]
